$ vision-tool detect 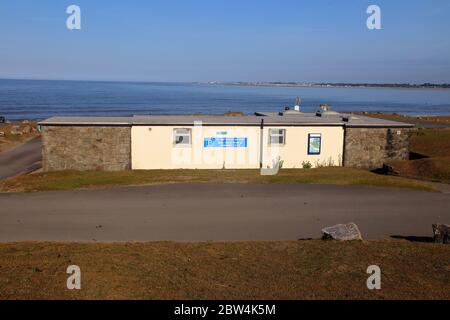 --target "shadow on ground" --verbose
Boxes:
[390,235,434,243]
